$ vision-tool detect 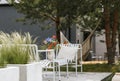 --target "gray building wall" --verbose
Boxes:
[0,5,76,44]
[0,5,56,44]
